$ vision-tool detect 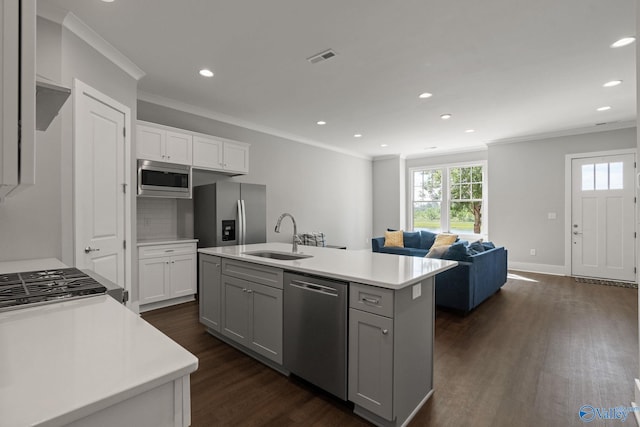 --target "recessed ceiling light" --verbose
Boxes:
[465,129,475,133]
[316,120,326,125]
[354,134,362,138]
[611,37,636,48]
[440,113,452,120]
[101,0,115,2]
[419,92,433,99]
[380,144,389,148]
[199,69,214,77]
[596,106,612,111]
[603,80,622,87]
